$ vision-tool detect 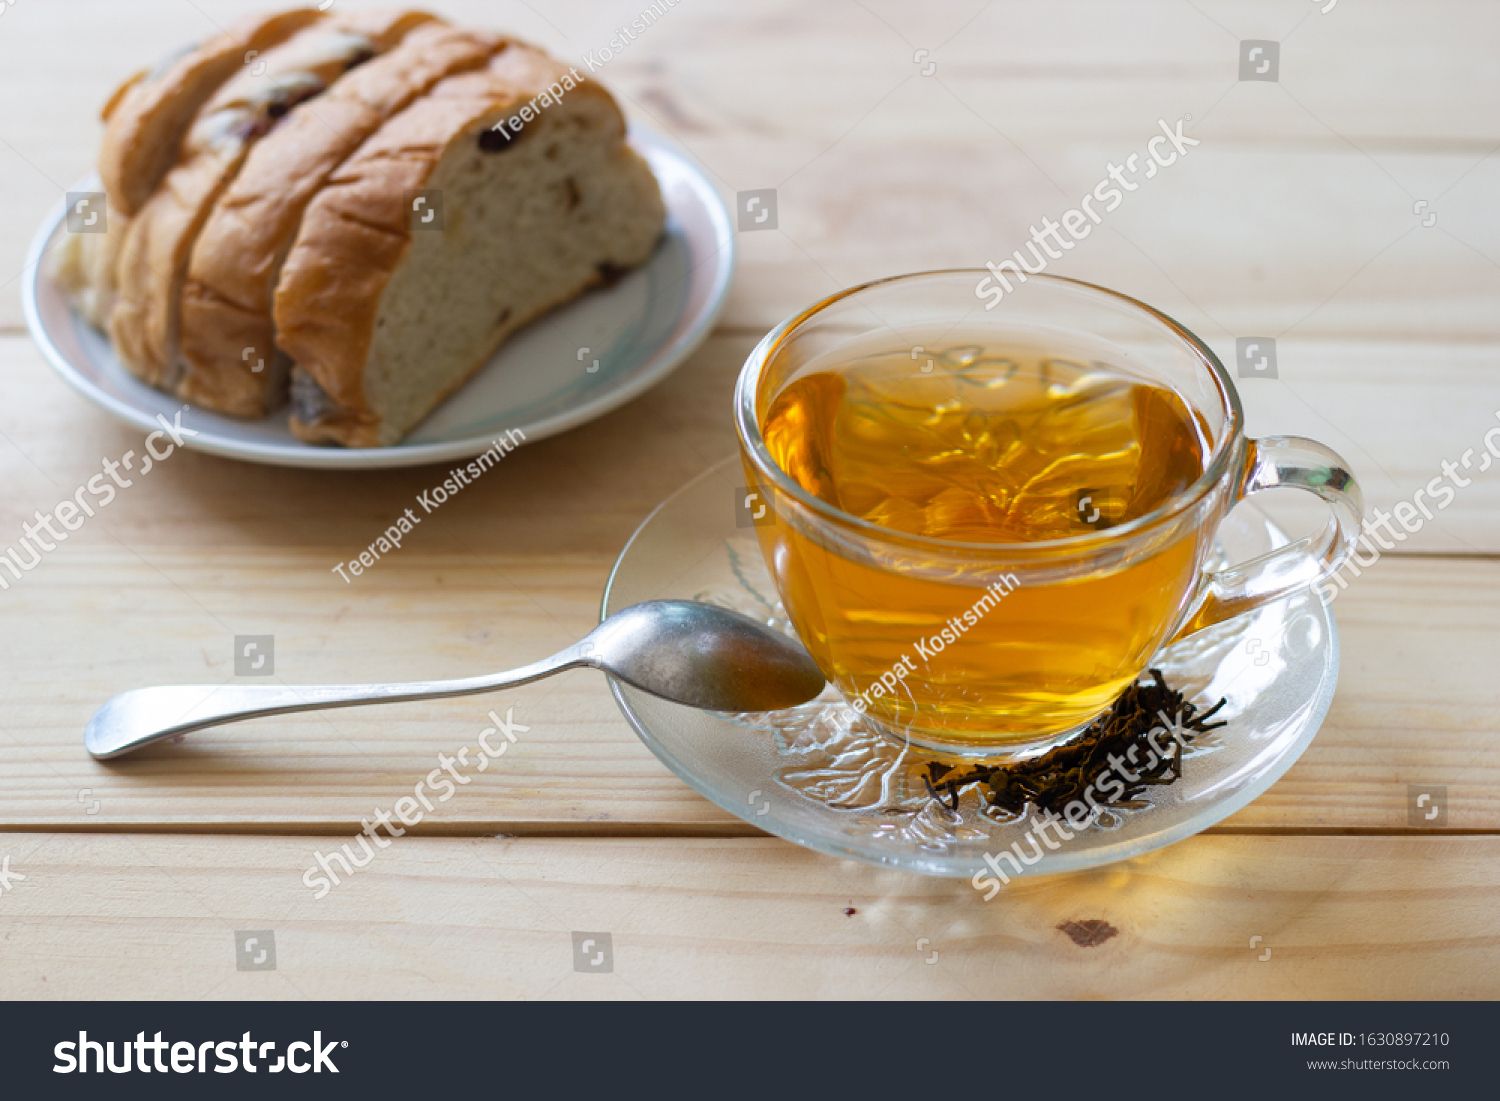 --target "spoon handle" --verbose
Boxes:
[84,646,591,759]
